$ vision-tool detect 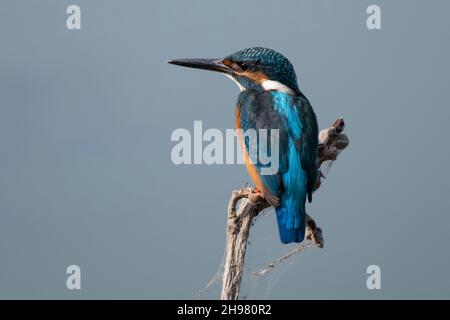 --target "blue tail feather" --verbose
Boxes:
[275,203,306,244]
